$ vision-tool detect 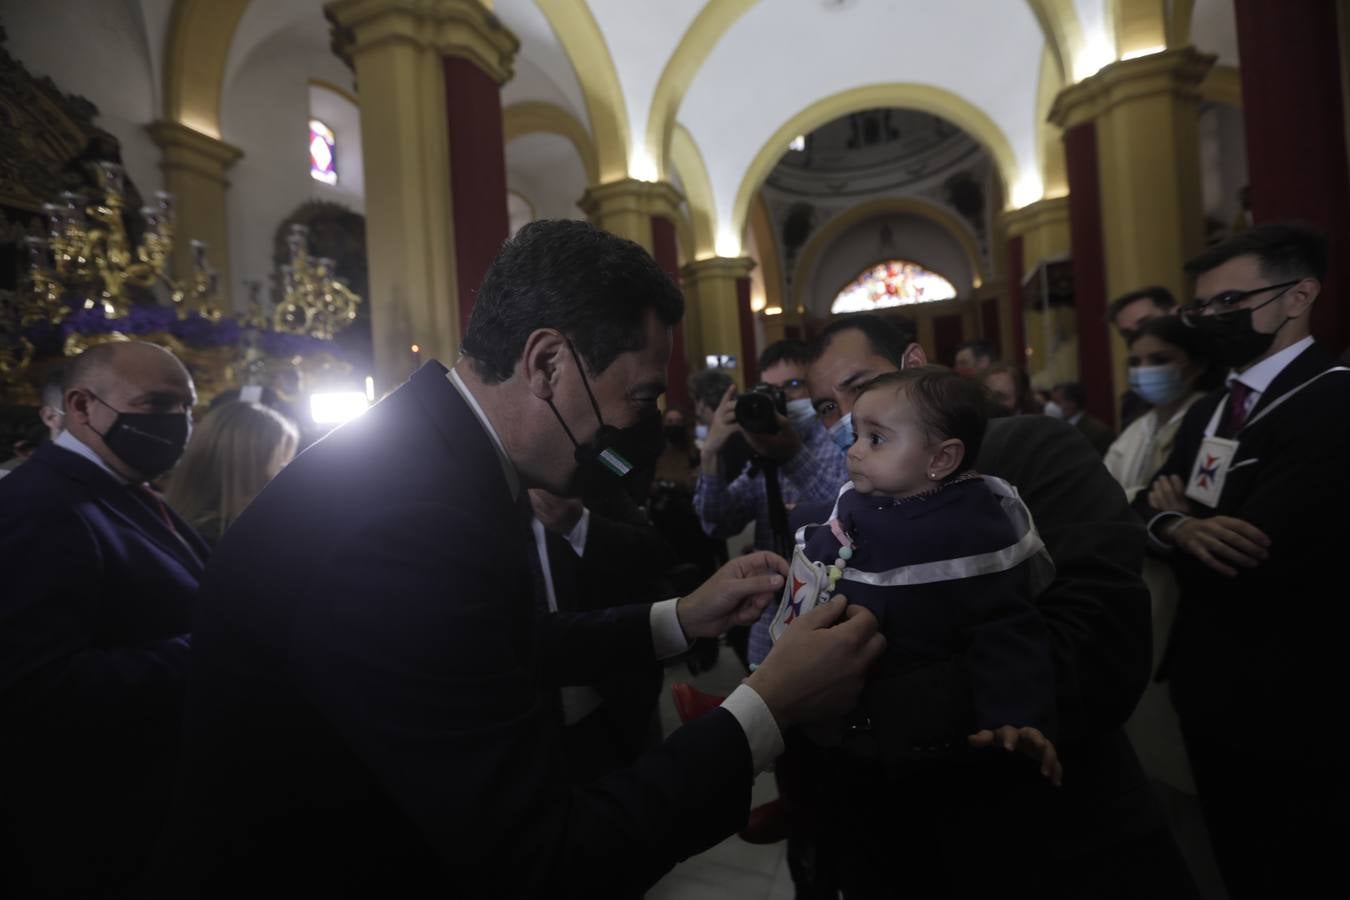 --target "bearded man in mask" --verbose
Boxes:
[0,340,204,897]
[153,220,883,898]
[1137,223,1348,900]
